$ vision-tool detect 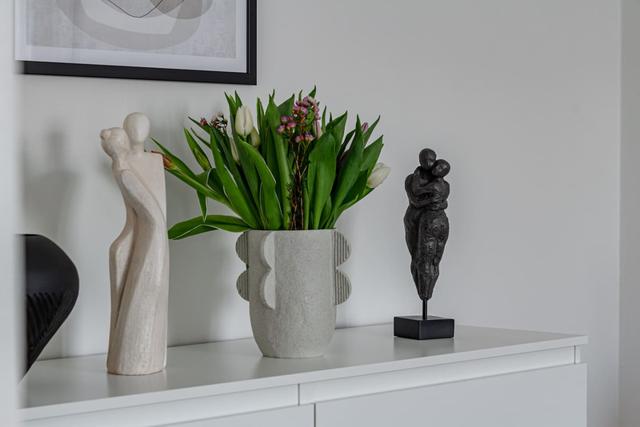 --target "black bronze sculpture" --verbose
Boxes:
[394,149,455,340]
[23,235,79,374]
